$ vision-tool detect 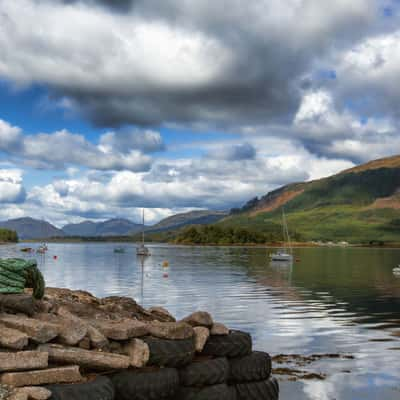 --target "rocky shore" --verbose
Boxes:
[0,288,278,400]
